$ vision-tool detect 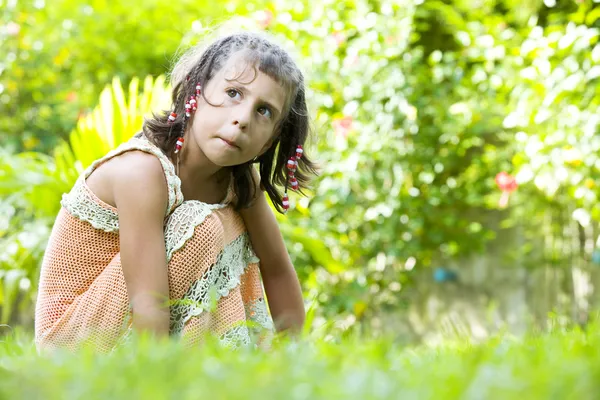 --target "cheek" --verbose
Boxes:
[191,108,218,131]
[252,132,275,153]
